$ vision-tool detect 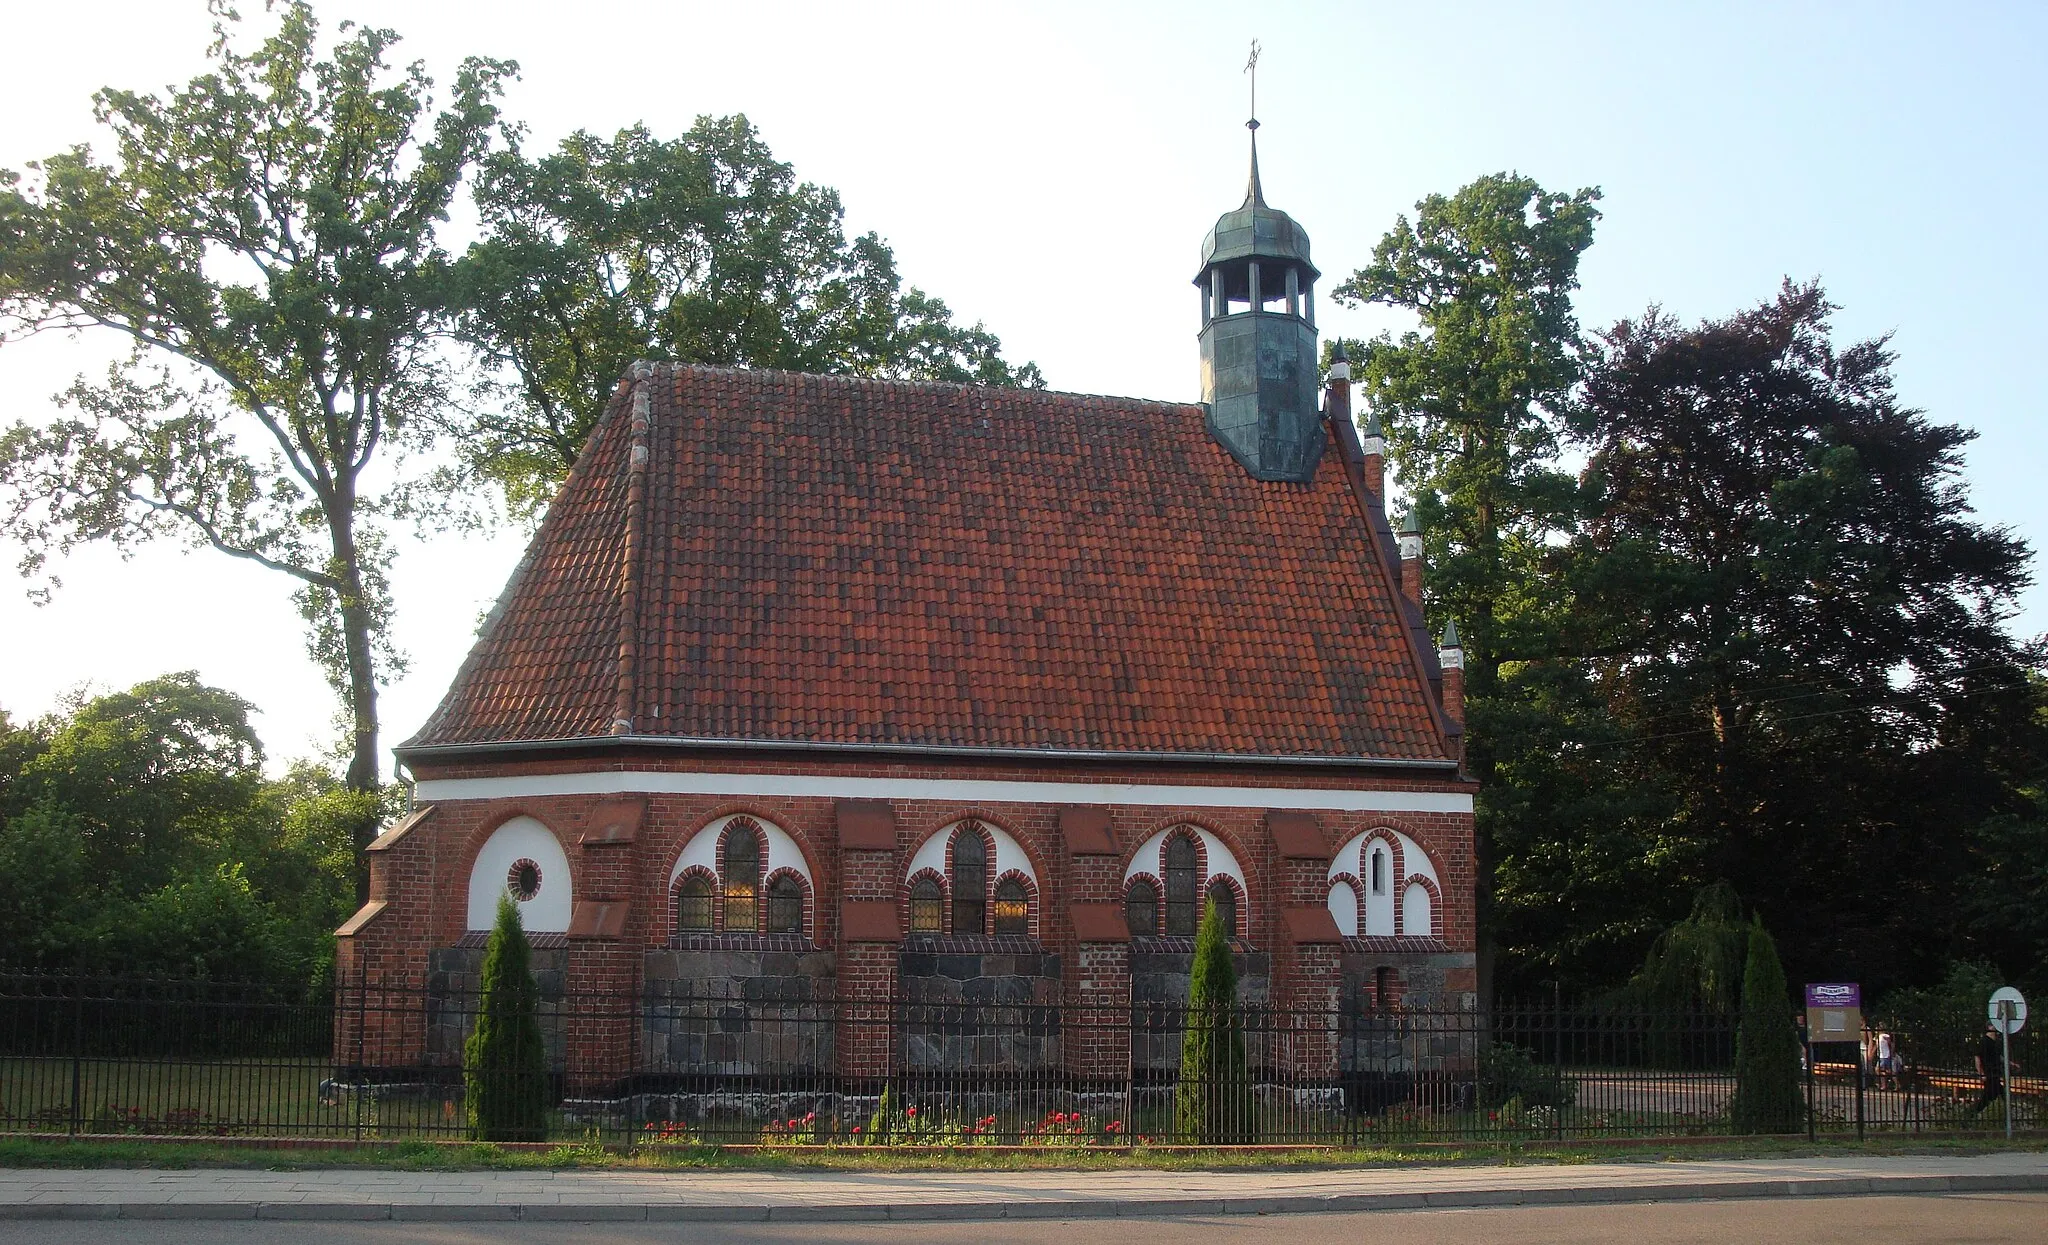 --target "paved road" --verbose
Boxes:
[1,1193,2041,1243]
